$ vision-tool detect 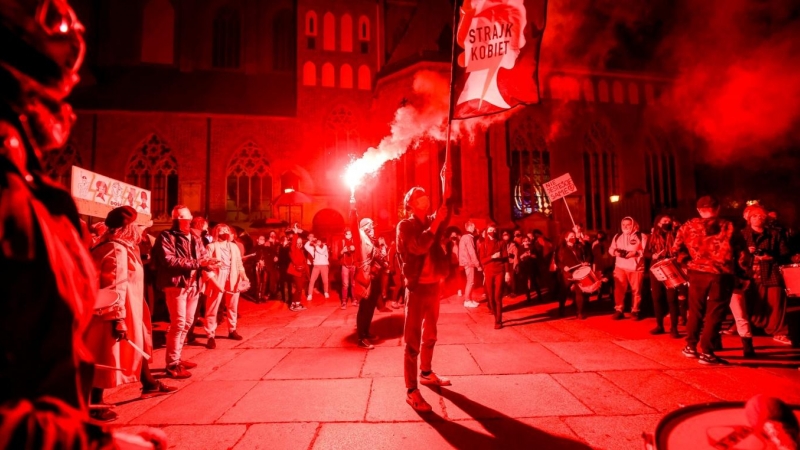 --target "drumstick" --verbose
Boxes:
[566,263,583,272]
[125,338,151,361]
[95,363,123,371]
